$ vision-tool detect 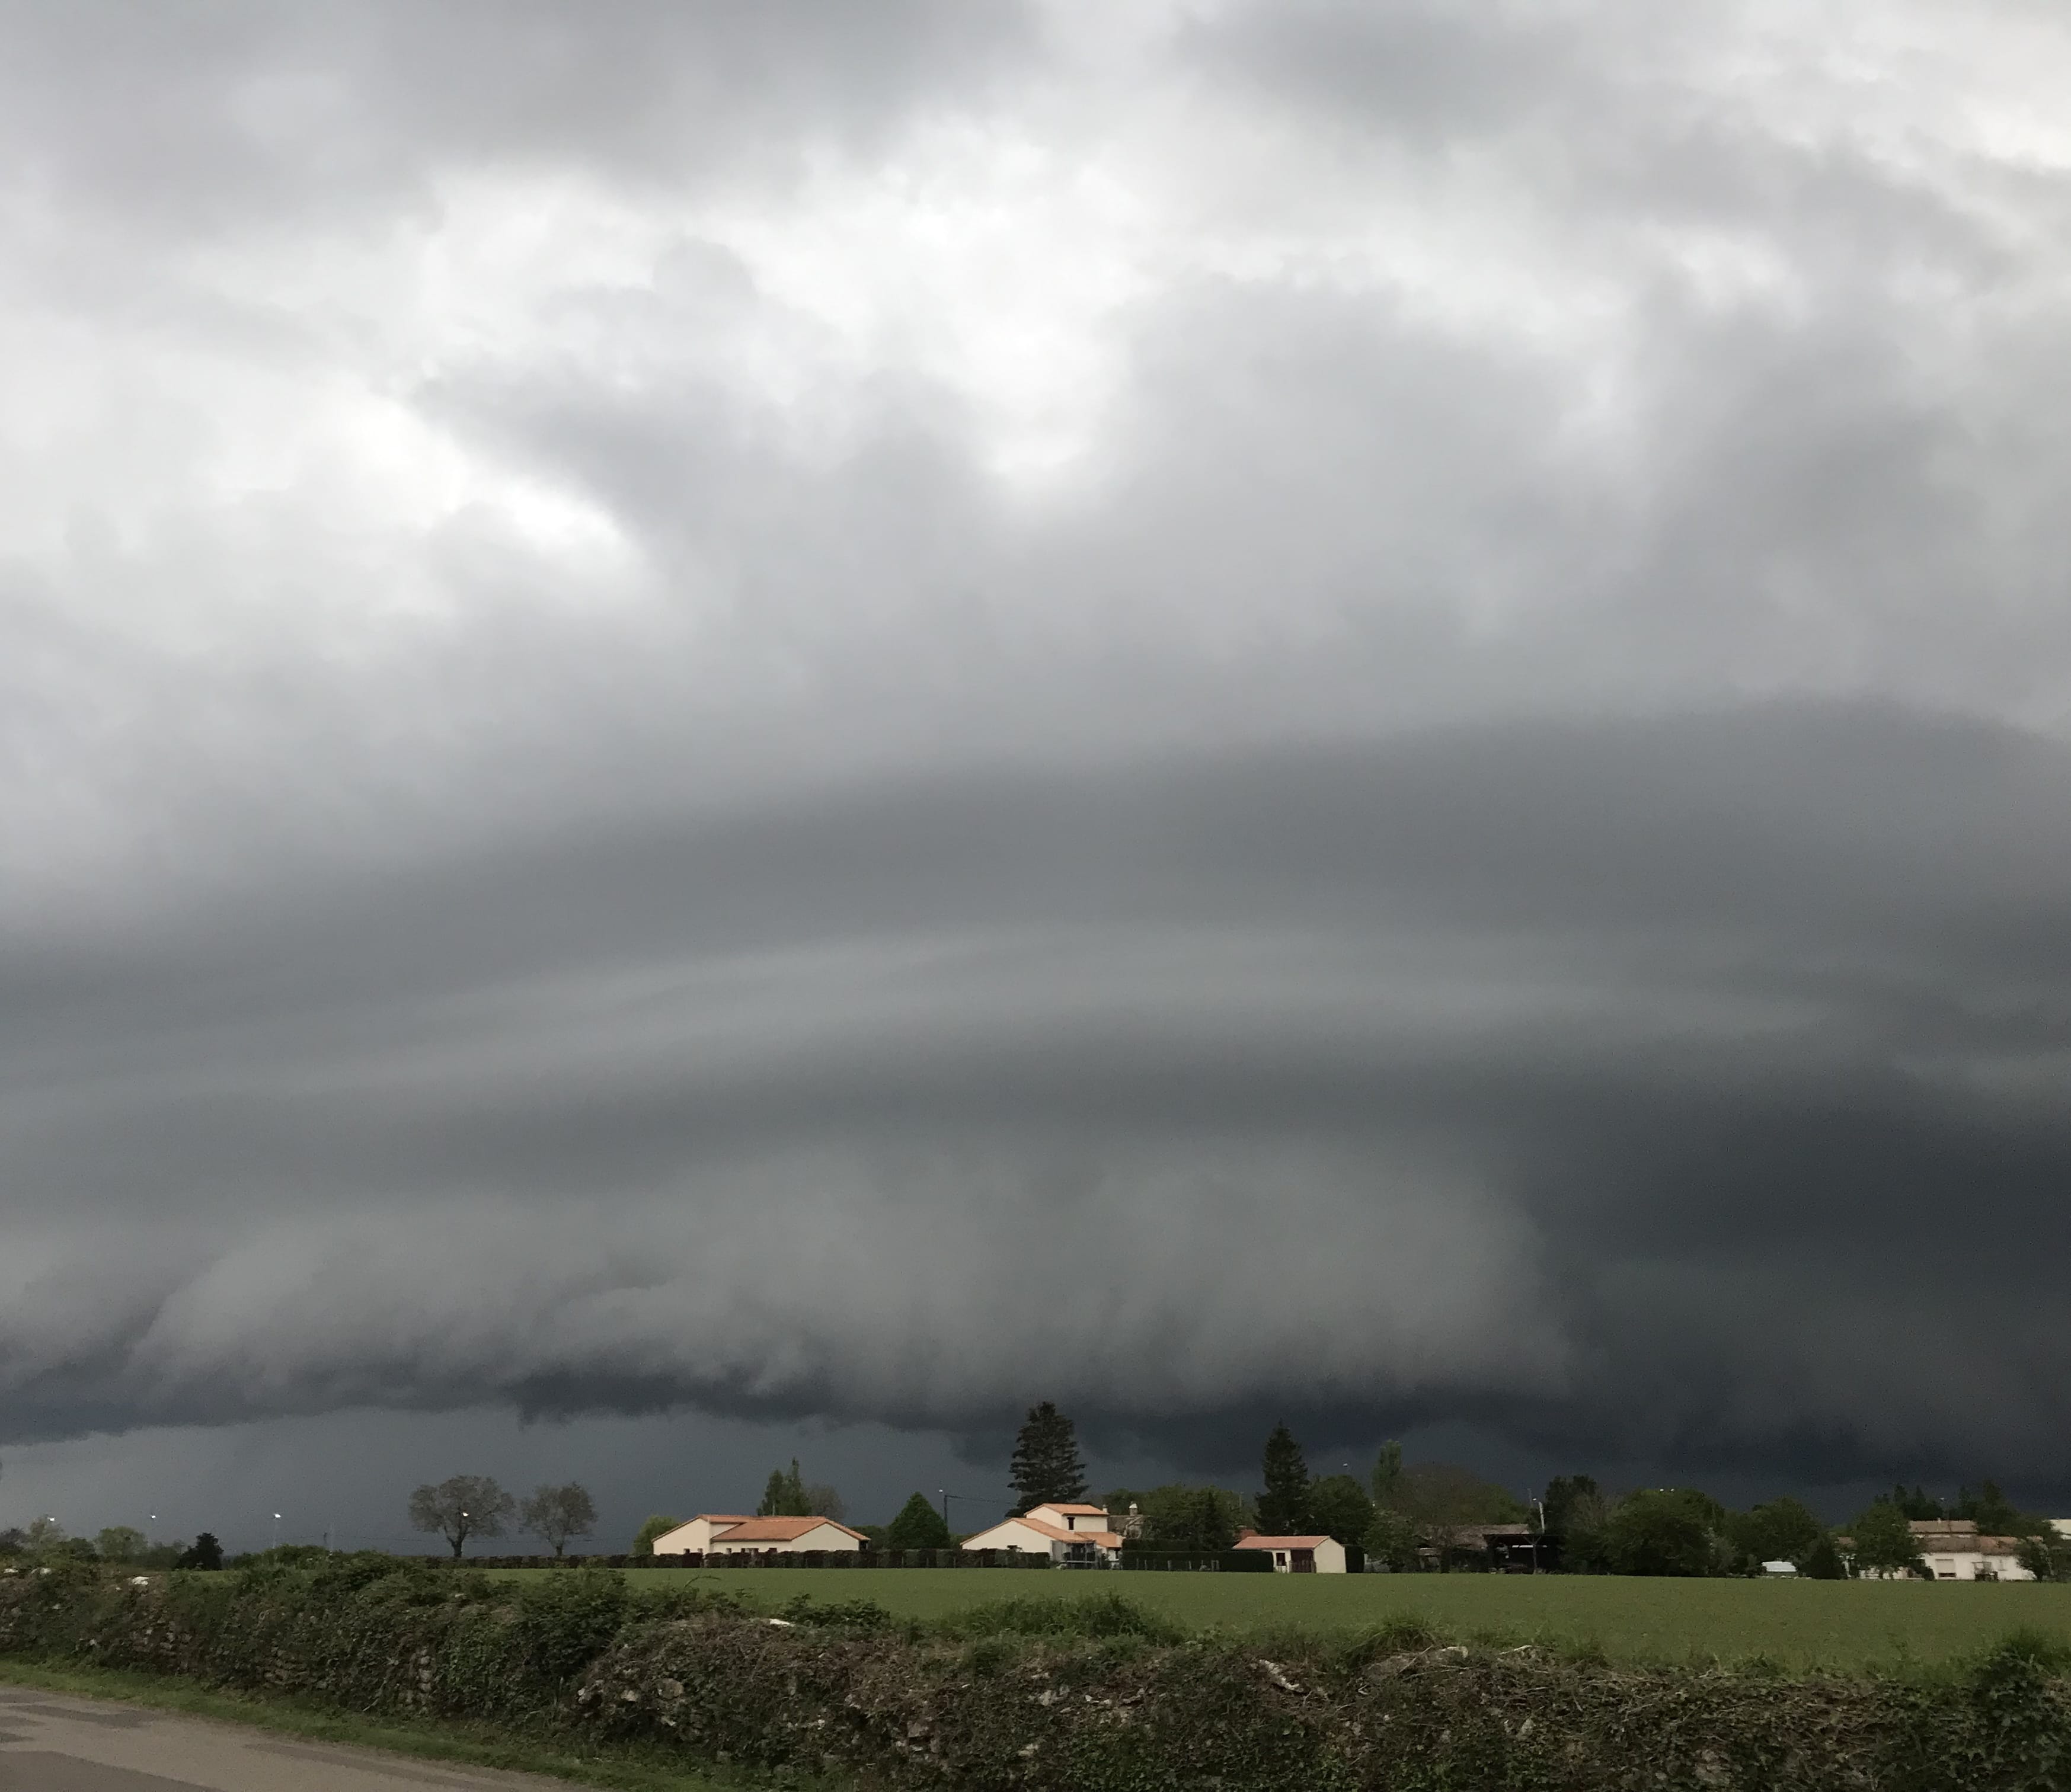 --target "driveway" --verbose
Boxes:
[0,1685,586,1791]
